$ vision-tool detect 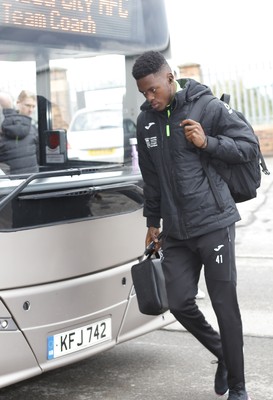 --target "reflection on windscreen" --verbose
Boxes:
[0,66,39,175]
[67,108,126,163]
[0,54,137,173]
[71,110,122,131]
[62,55,133,165]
